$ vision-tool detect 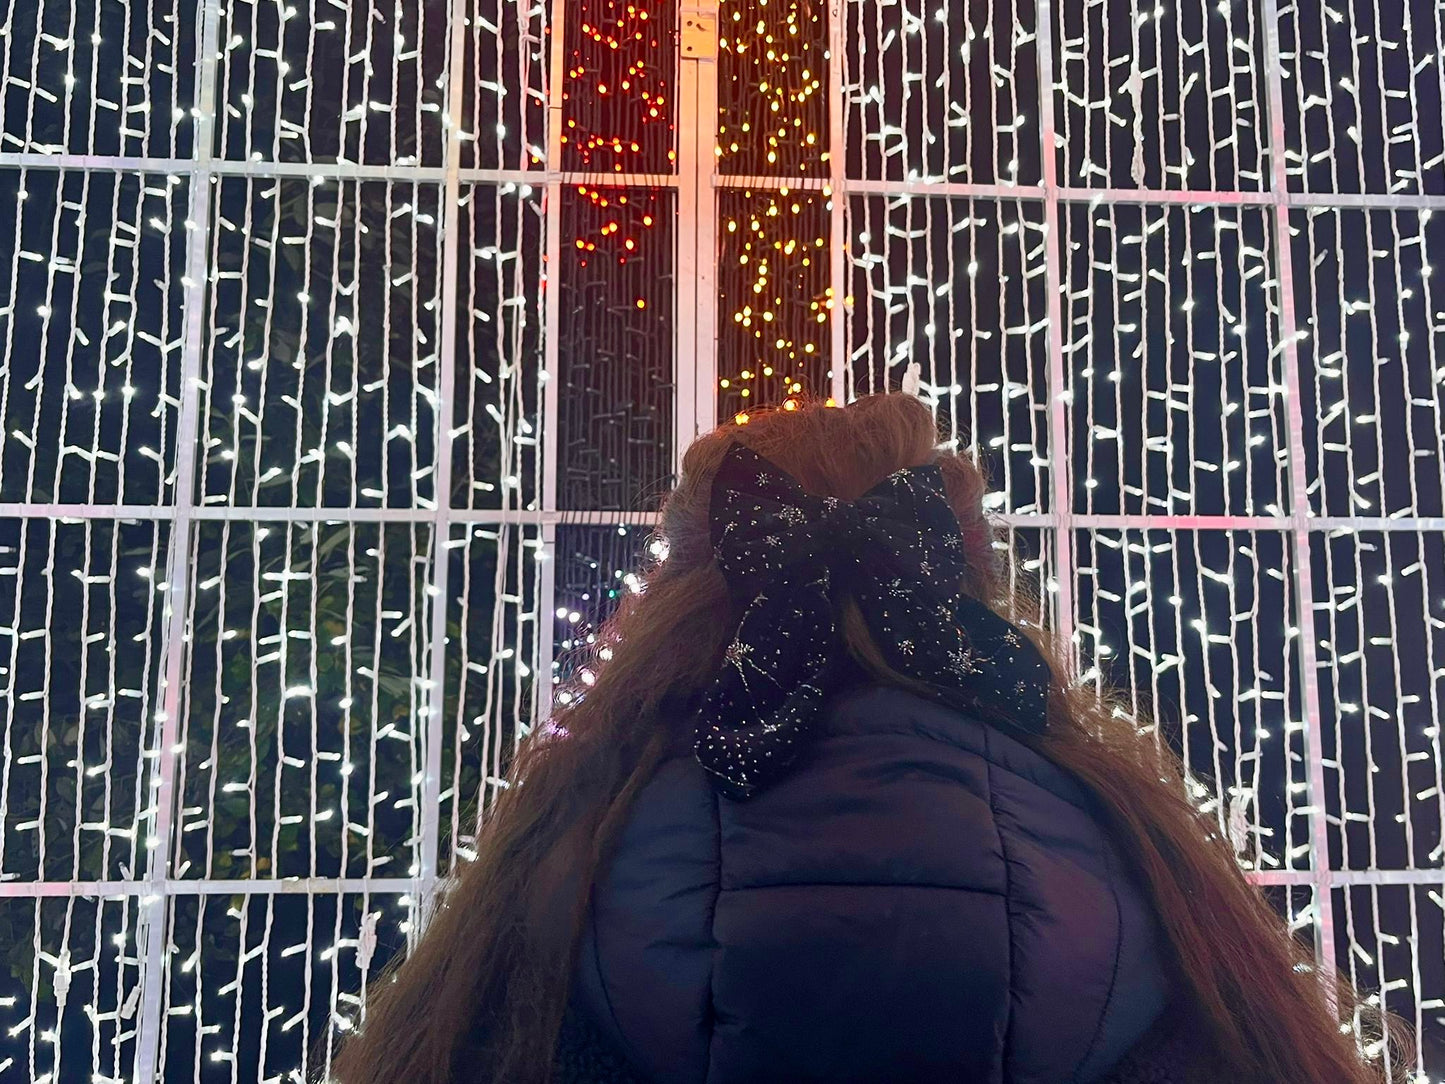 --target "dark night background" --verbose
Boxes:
[0,0,1442,1078]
